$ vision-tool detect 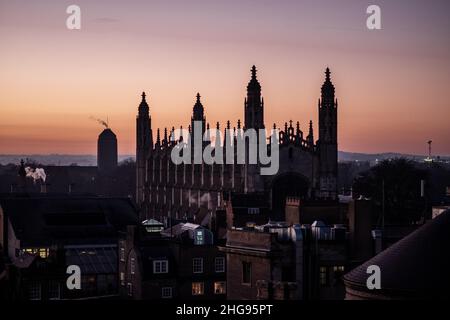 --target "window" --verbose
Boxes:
[28,281,41,300]
[242,262,252,284]
[247,208,260,215]
[333,266,345,273]
[333,266,345,284]
[214,281,226,295]
[192,282,204,296]
[130,257,136,275]
[22,248,49,259]
[120,272,125,286]
[127,283,133,296]
[120,247,125,262]
[195,230,204,245]
[215,257,225,273]
[38,248,49,258]
[48,281,60,300]
[161,287,172,299]
[193,258,203,274]
[153,260,169,274]
[320,266,328,286]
